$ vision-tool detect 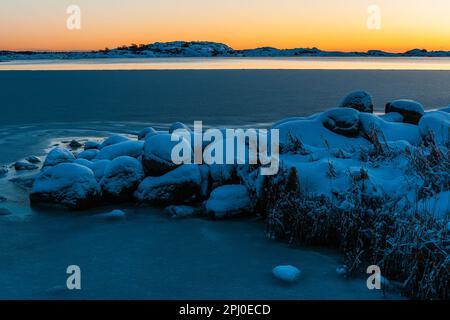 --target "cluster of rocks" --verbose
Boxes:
[4,90,448,219]
[322,90,448,142]
[28,132,253,218]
